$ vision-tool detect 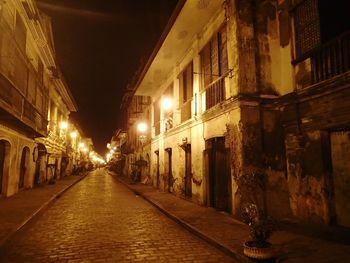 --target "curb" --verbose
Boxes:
[0,173,88,247]
[113,174,251,263]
